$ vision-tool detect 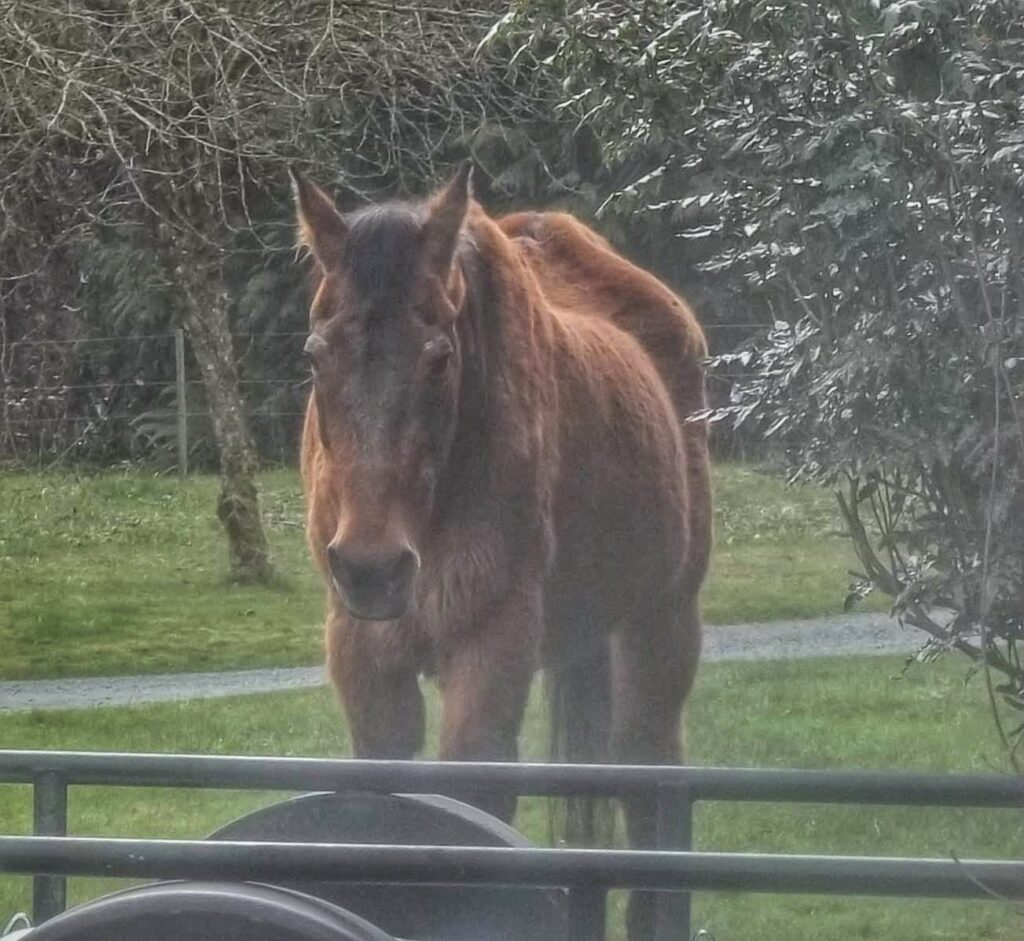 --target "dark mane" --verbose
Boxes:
[342,202,425,311]
[435,235,500,513]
